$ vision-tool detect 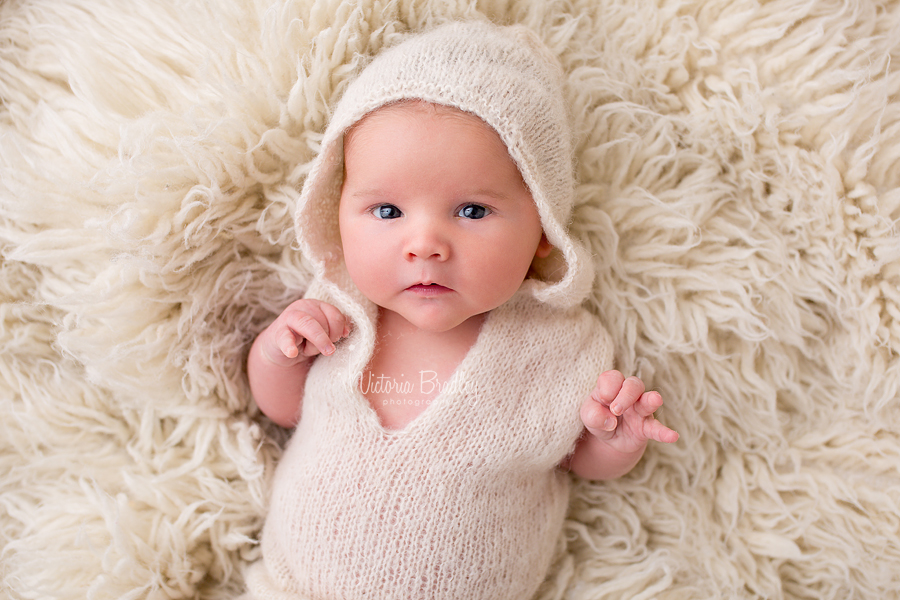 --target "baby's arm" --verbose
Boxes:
[565,370,678,481]
[247,299,349,428]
